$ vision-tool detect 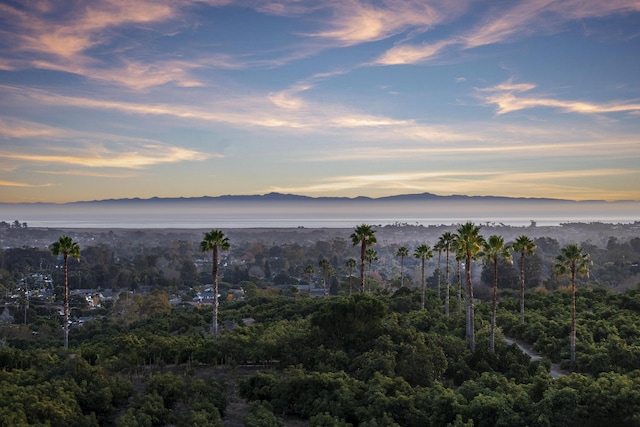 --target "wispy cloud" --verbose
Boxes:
[35,170,138,178]
[269,168,640,201]
[373,0,640,66]
[0,180,52,188]
[2,1,175,59]
[304,0,465,46]
[30,58,206,90]
[374,39,455,65]
[0,141,211,169]
[268,84,311,110]
[477,79,640,115]
[438,168,640,201]
[8,85,417,132]
[0,118,64,139]
[0,114,217,168]
[8,83,639,171]
[303,132,640,162]
[269,171,480,194]
[0,1,210,89]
